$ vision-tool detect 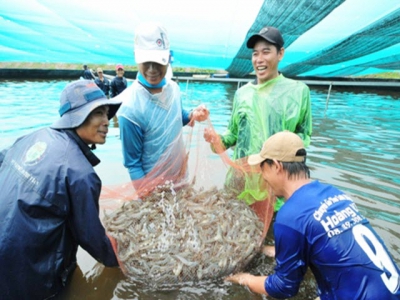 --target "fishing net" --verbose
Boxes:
[103,182,263,284]
[100,118,275,284]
